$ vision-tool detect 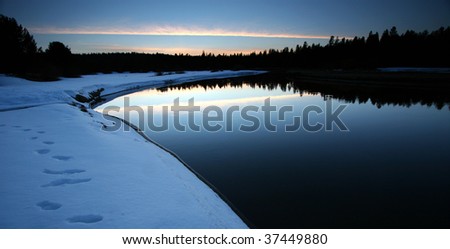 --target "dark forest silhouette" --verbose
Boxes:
[1,14,450,80]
